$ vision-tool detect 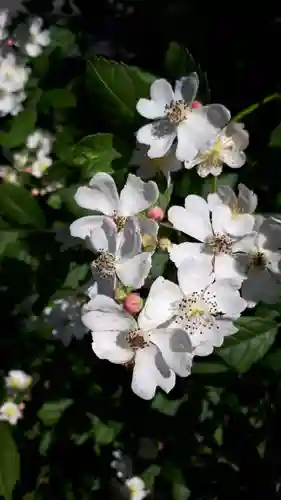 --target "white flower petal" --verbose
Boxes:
[216,318,238,337]
[175,121,198,162]
[237,183,257,213]
[227,214,255,237]
[174,73,199,102]
[136,216,159,242]
[25,42,42,57]
[232,233,257,253]
[75,173,119,215]
[92,330,133,364]
[207,192,224,211]
[136,123,176,158]
[242,268,281,305]
[36,30,50,47]
[208,281,247,317]
[221,149,246,168]
[203,104,231,129]
[131,346,175,400]
[119,174,159,216]
[89,217,117,254]
[69,215,105,240]
[30,18,43,35]
[116,252,152,289]
[178,256,214,295]
[117,218,142,259]
[138,276,182,330]
[150,329,193,376]
[169,242,202,268]
[168,206,212,241]
[184,194,210,219]
[194,342,214,357]
[136,98,165,119]
[150,78,175,104]
[214,254,245,284]
[82,295,136,331]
